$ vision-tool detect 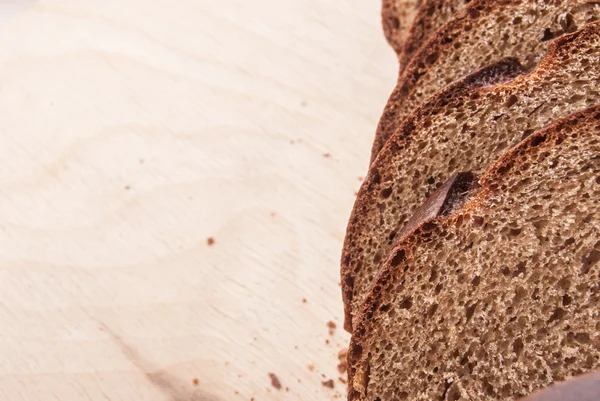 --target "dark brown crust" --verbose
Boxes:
[347,105,600,400]
[396,171,478,240]
[341,57,523,332]
[371,0,591,163]
[522,372,600,401]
